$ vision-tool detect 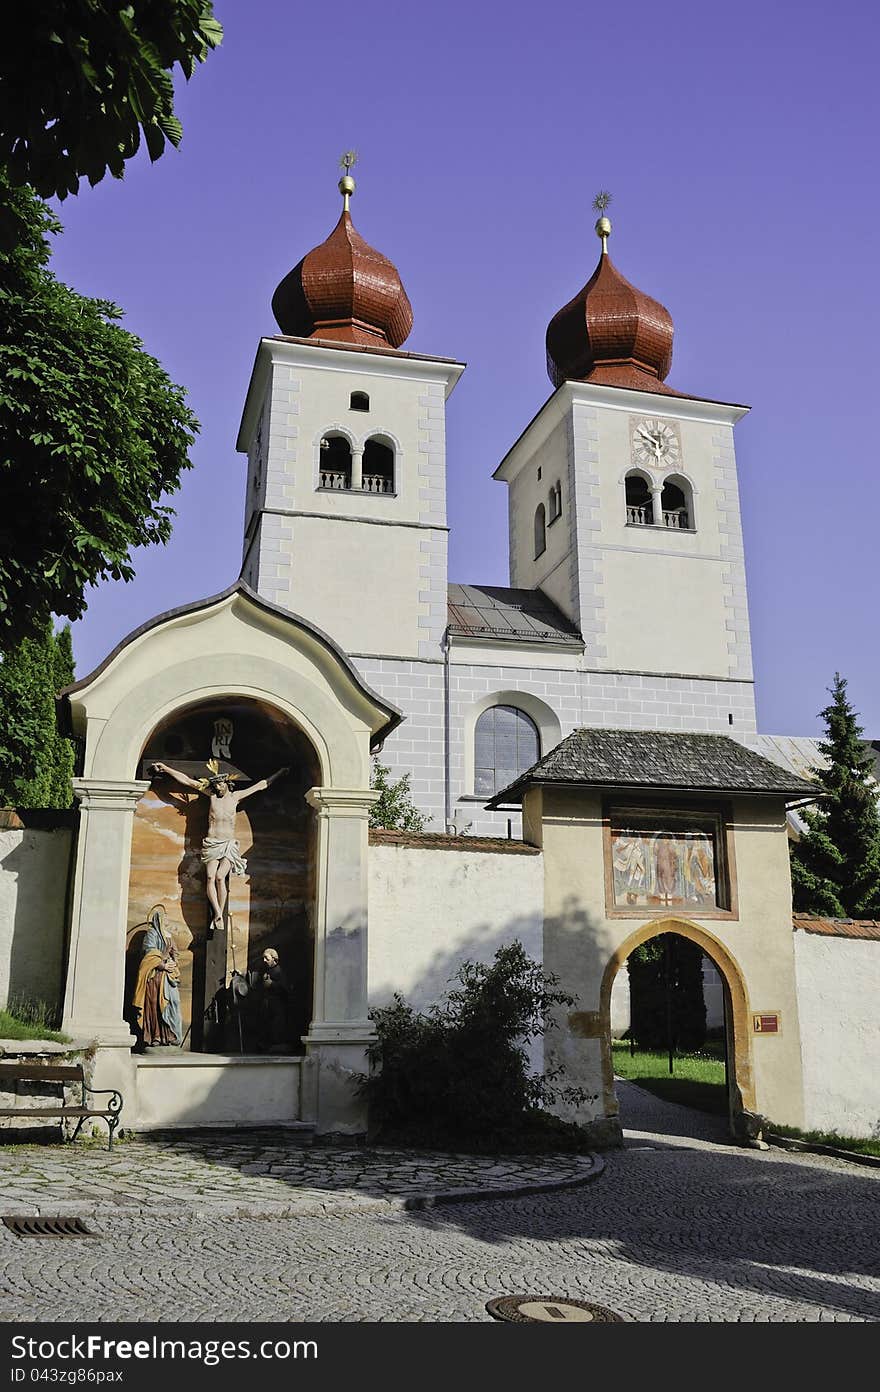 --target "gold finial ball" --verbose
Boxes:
[595,215,612,240]
[338,174,356,198]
